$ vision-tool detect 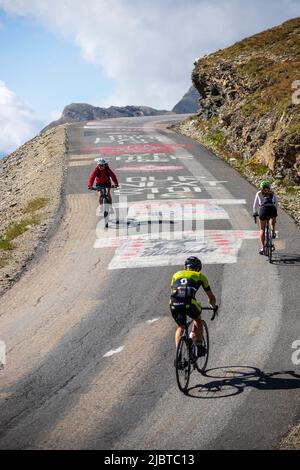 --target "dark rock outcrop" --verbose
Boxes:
[172,86,200,114]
